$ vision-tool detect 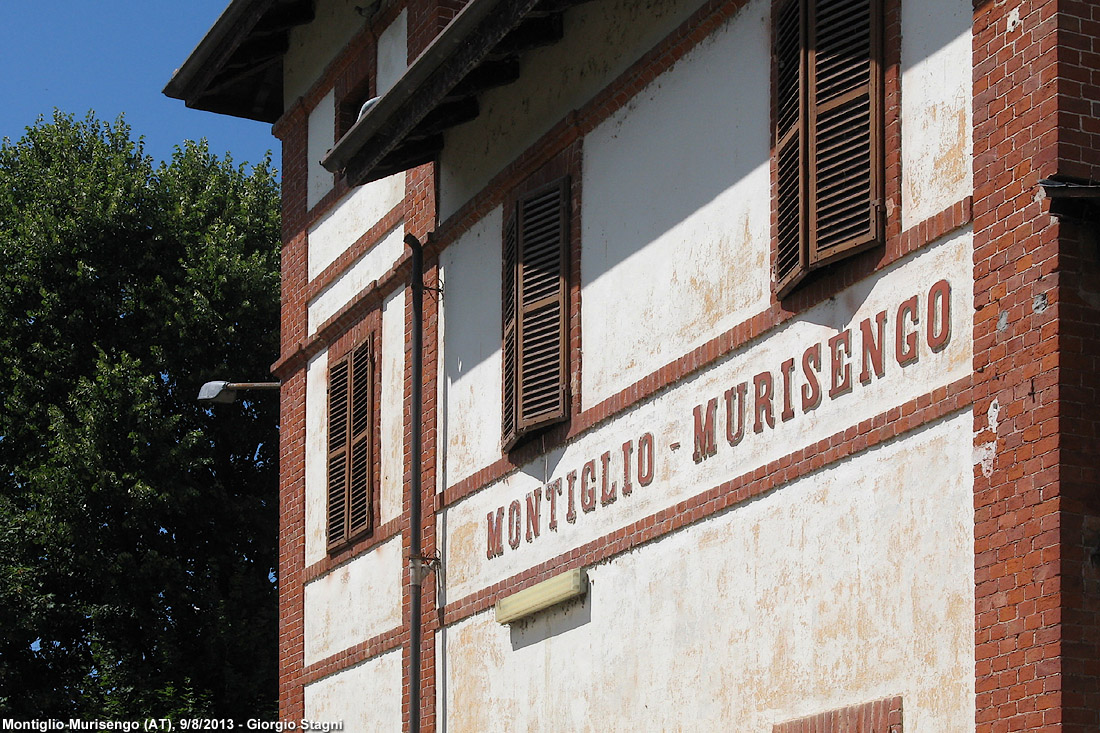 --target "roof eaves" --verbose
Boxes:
[163,0,276,106]
[321,0,547,186]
